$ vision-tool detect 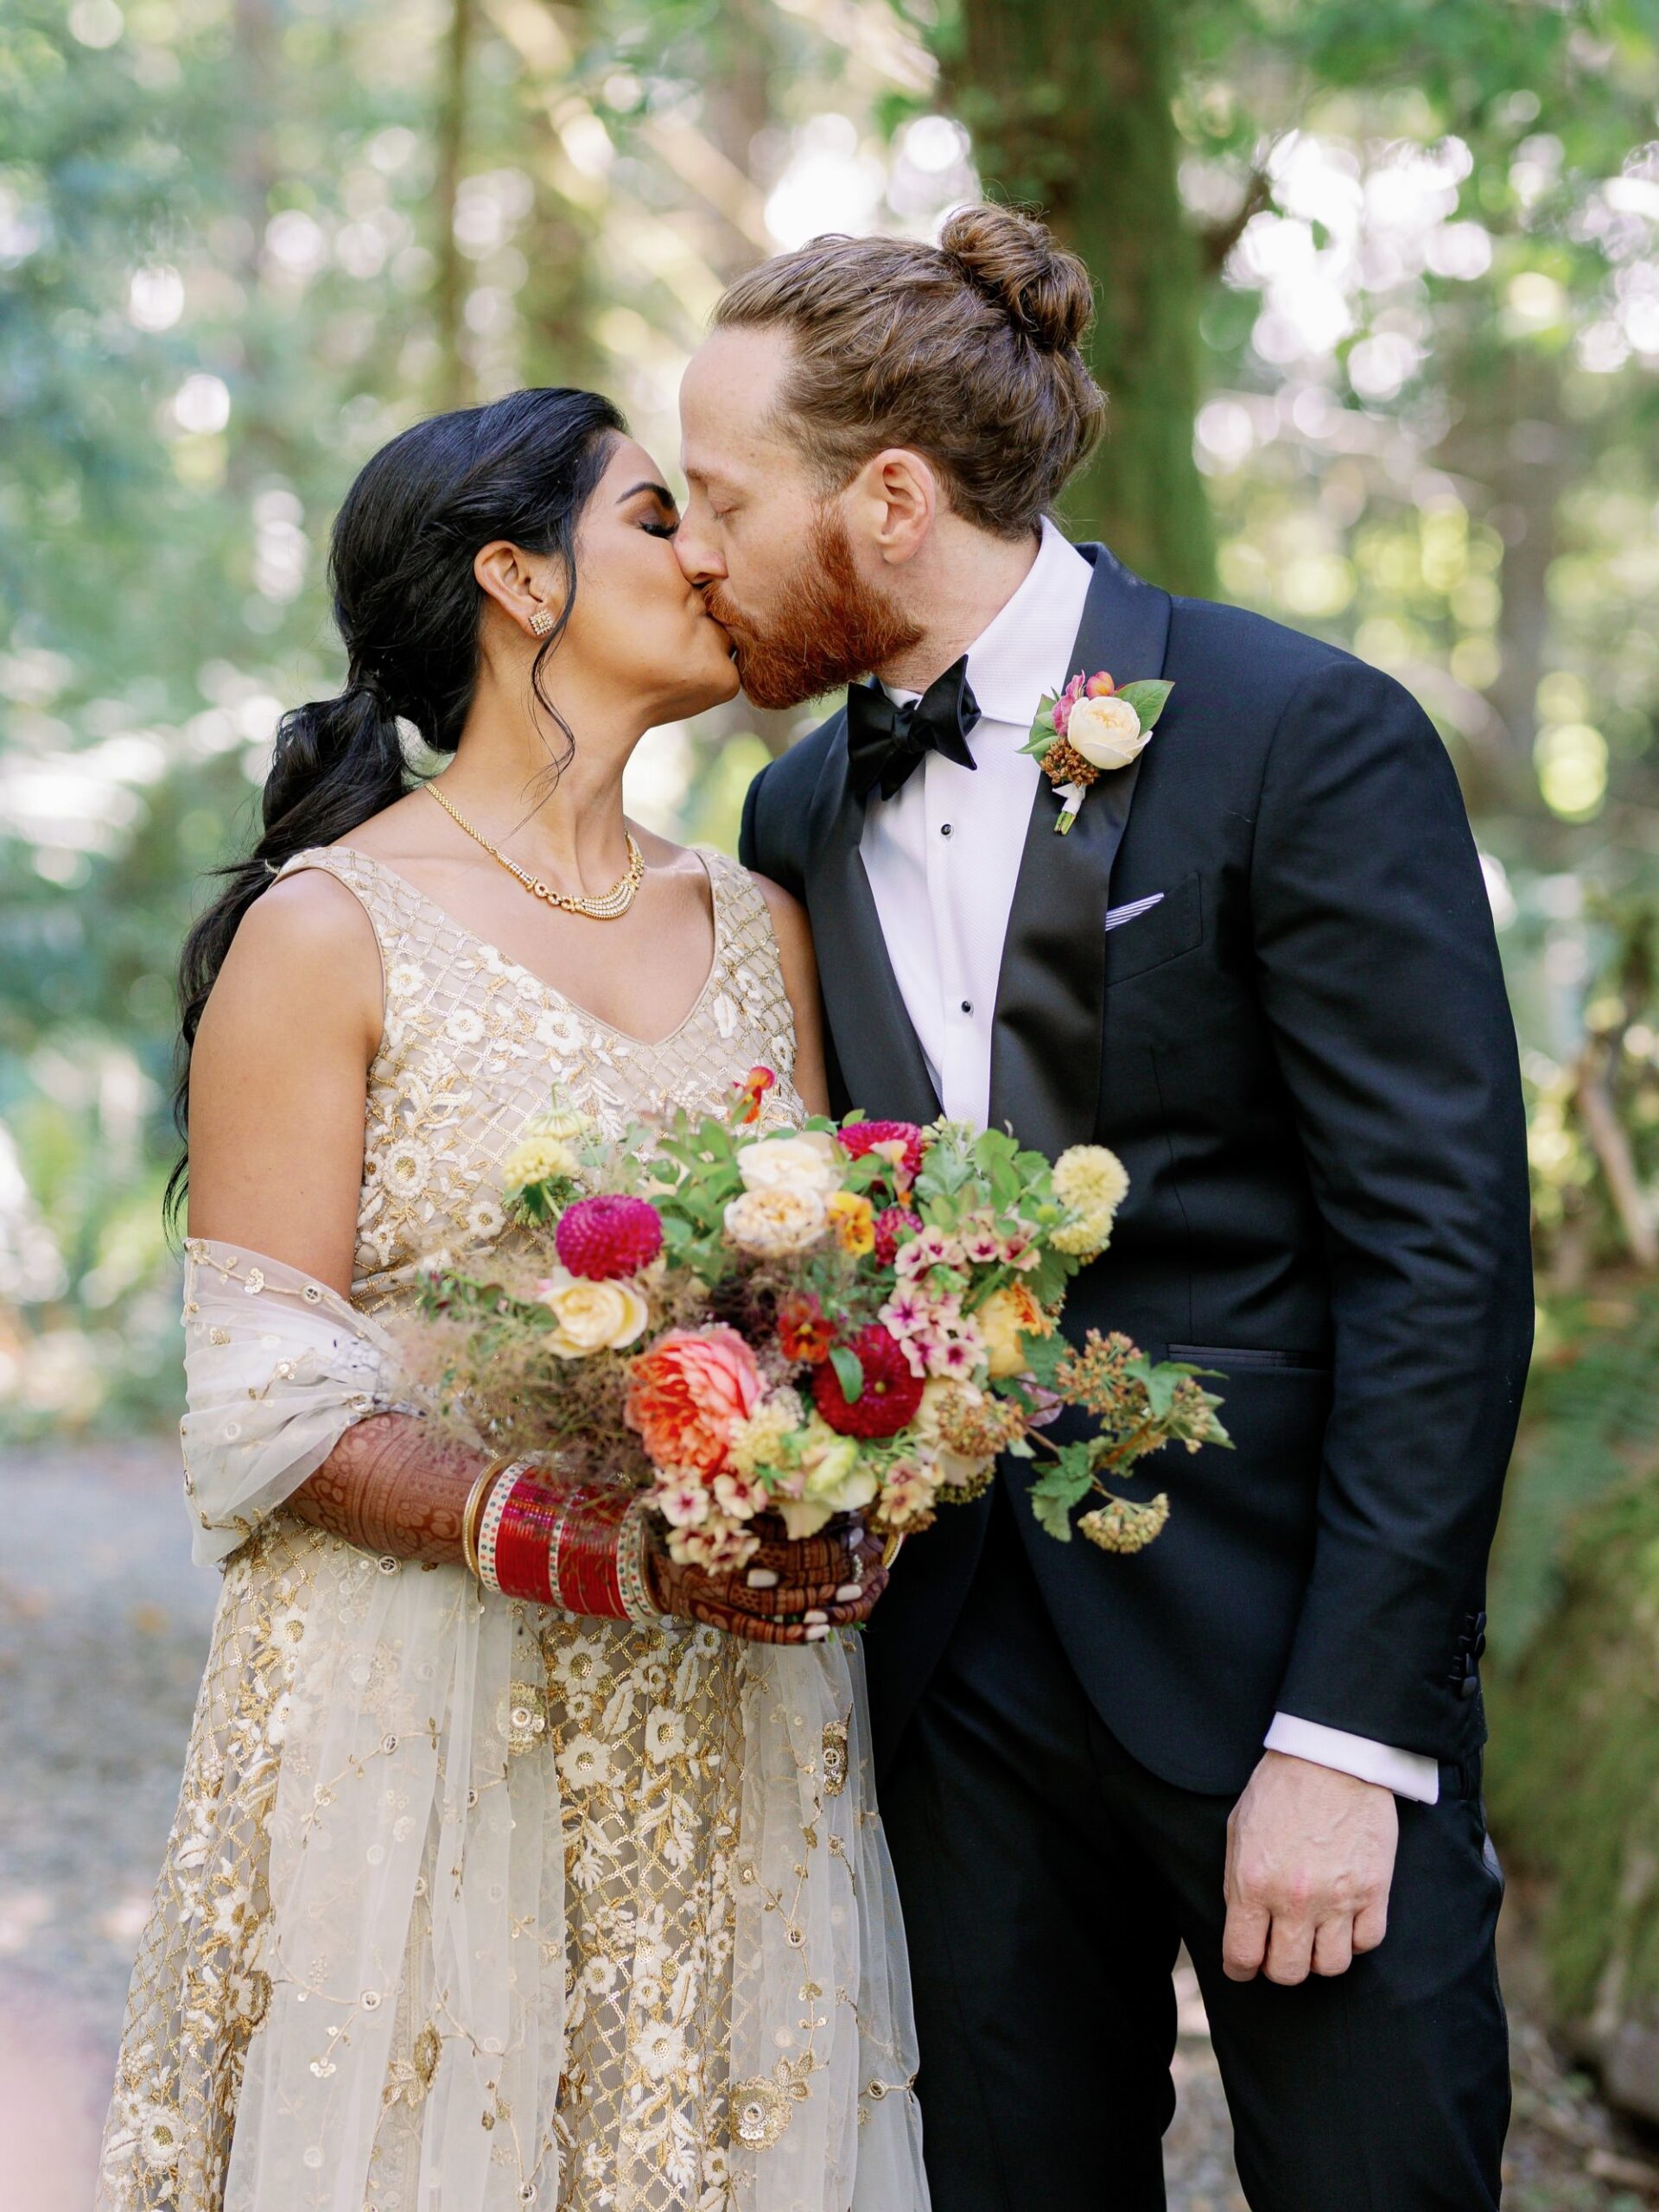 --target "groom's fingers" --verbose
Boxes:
[1262,1913,1317,1986]
[1311,1915,1355,1978]
[1220,1897,1271,1981]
